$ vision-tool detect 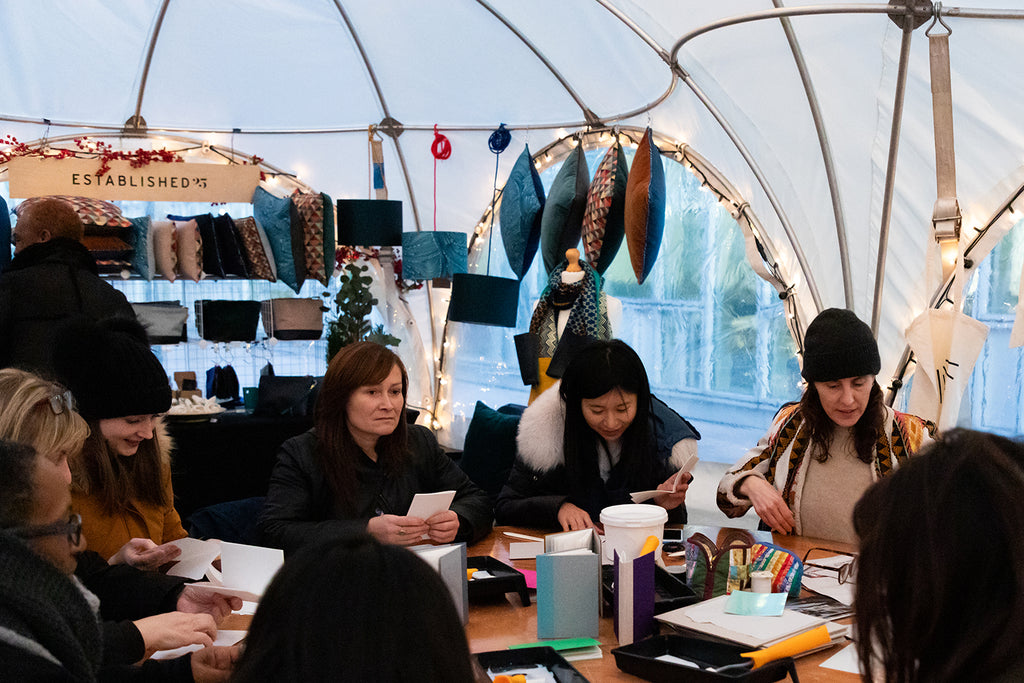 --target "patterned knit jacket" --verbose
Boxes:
[716,403,935,536]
